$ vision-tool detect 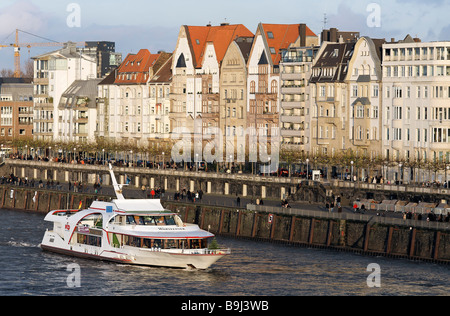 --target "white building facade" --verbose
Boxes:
[382,37,450,182]
[33,43,97,141]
